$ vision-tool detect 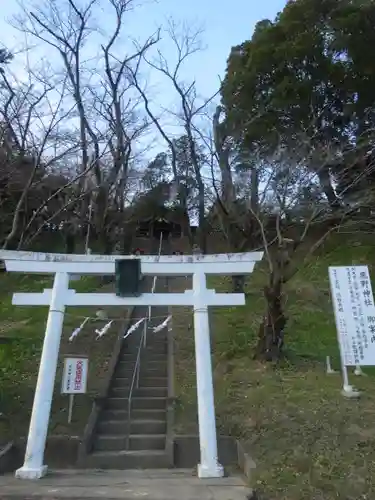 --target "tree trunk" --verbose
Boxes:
[183,207,193,248]
[255,281,287,361]
[232,275,245,292]
[65,232,76,254]
[198,183,207,254]
[102,231,115,255]
[122,231,133,254]
[3,161,38,250]
[250,167,259,212]
[316,169,340,208]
